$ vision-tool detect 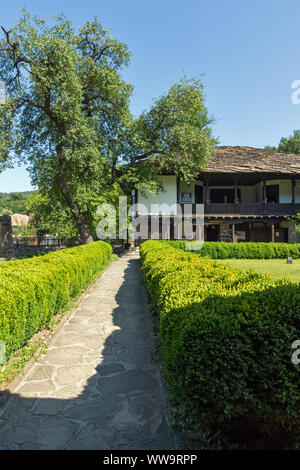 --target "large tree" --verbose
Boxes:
[0,12,216,243]
[26,183,122,241]
[277,130,300,154]
[265,130,300,153]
